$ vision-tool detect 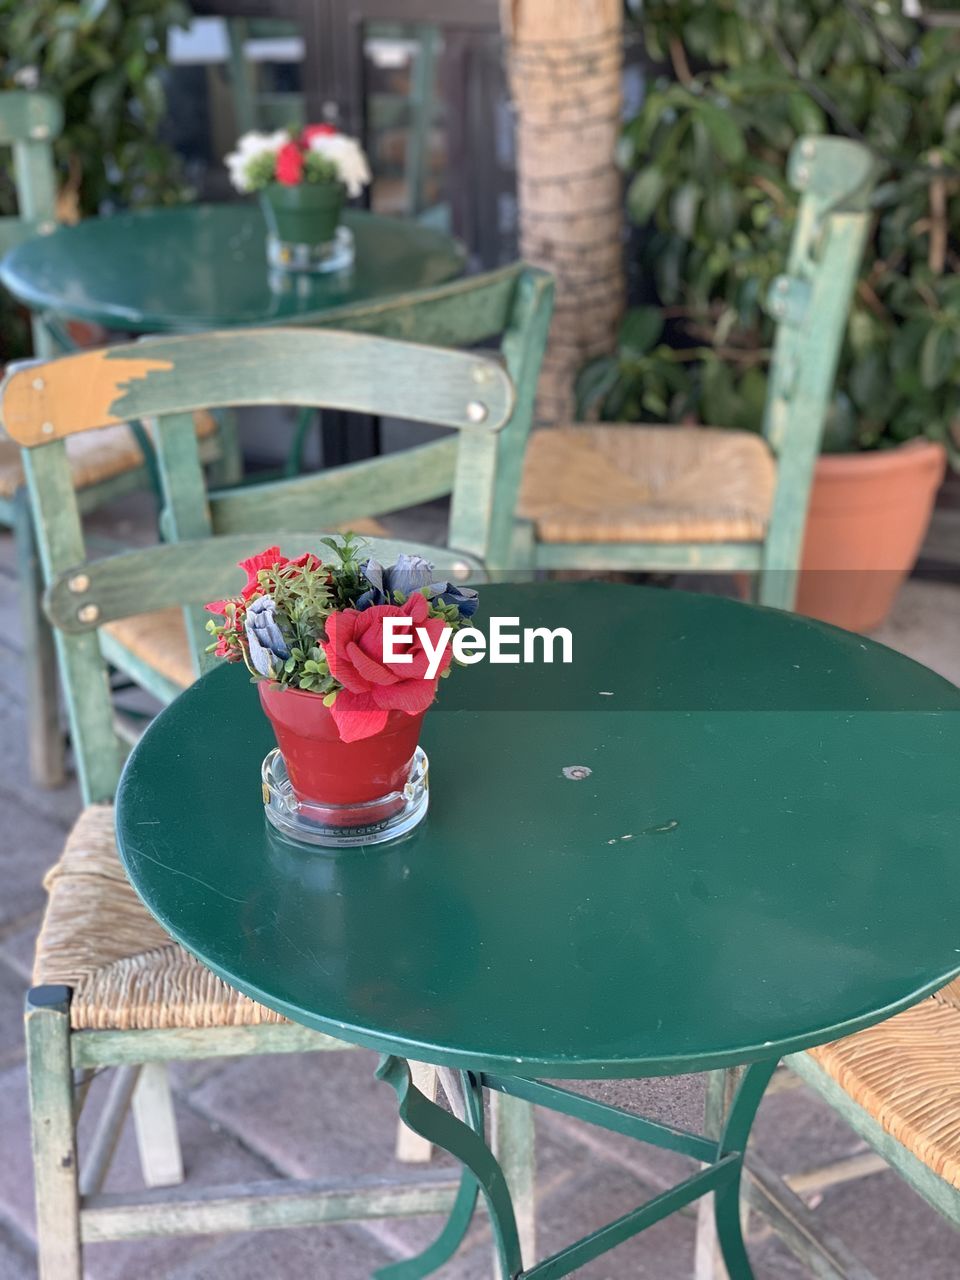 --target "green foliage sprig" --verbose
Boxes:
[587,0,960,465]
[2,0,191,215]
